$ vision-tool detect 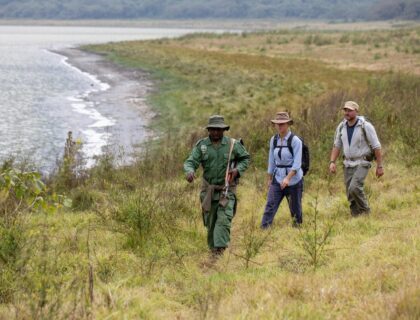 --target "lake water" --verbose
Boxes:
[0,25,206,172]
